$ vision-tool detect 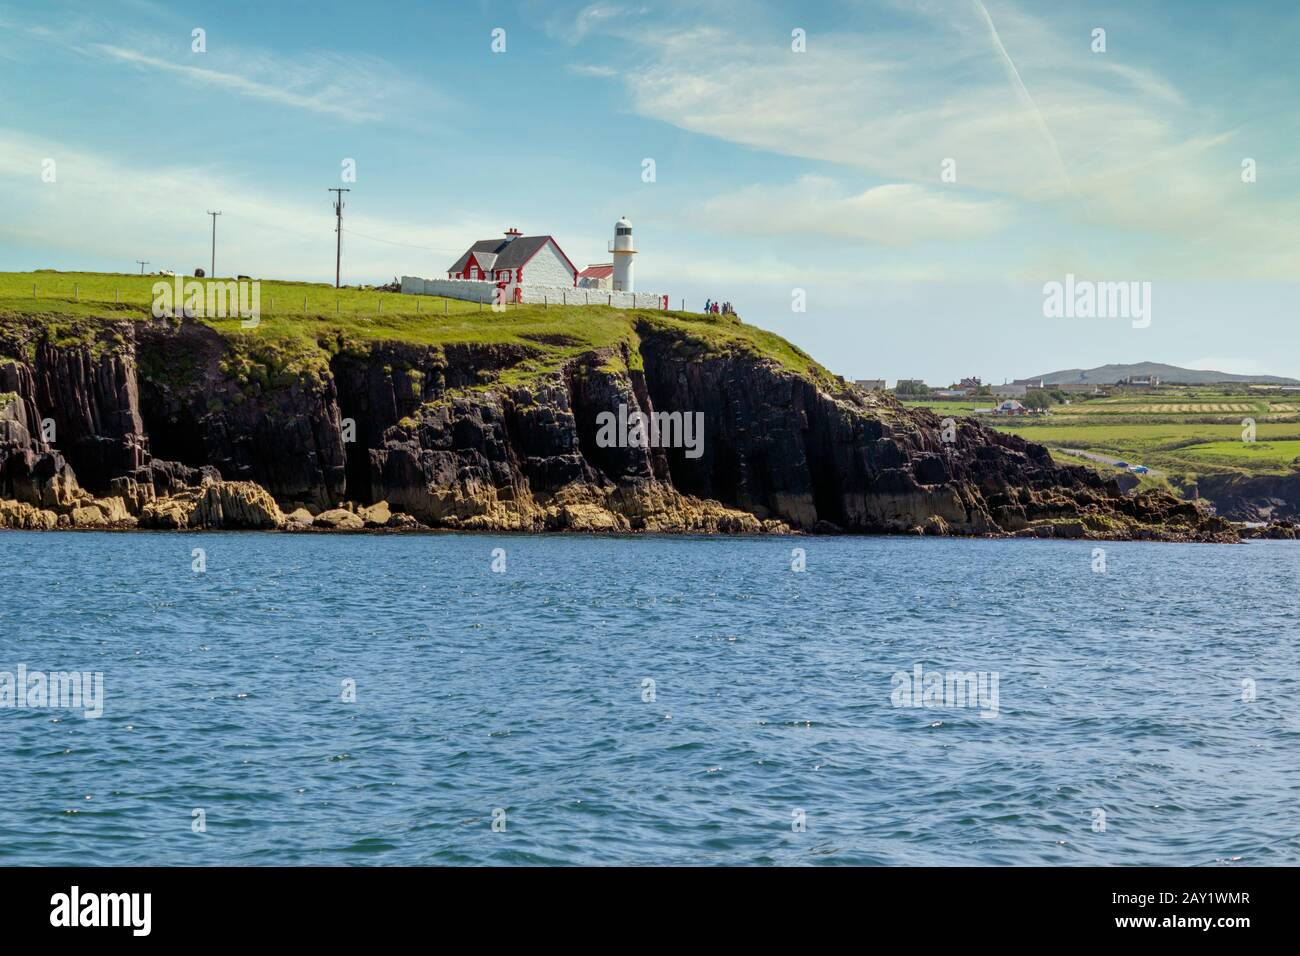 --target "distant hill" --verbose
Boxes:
[1019,362,1299,386]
